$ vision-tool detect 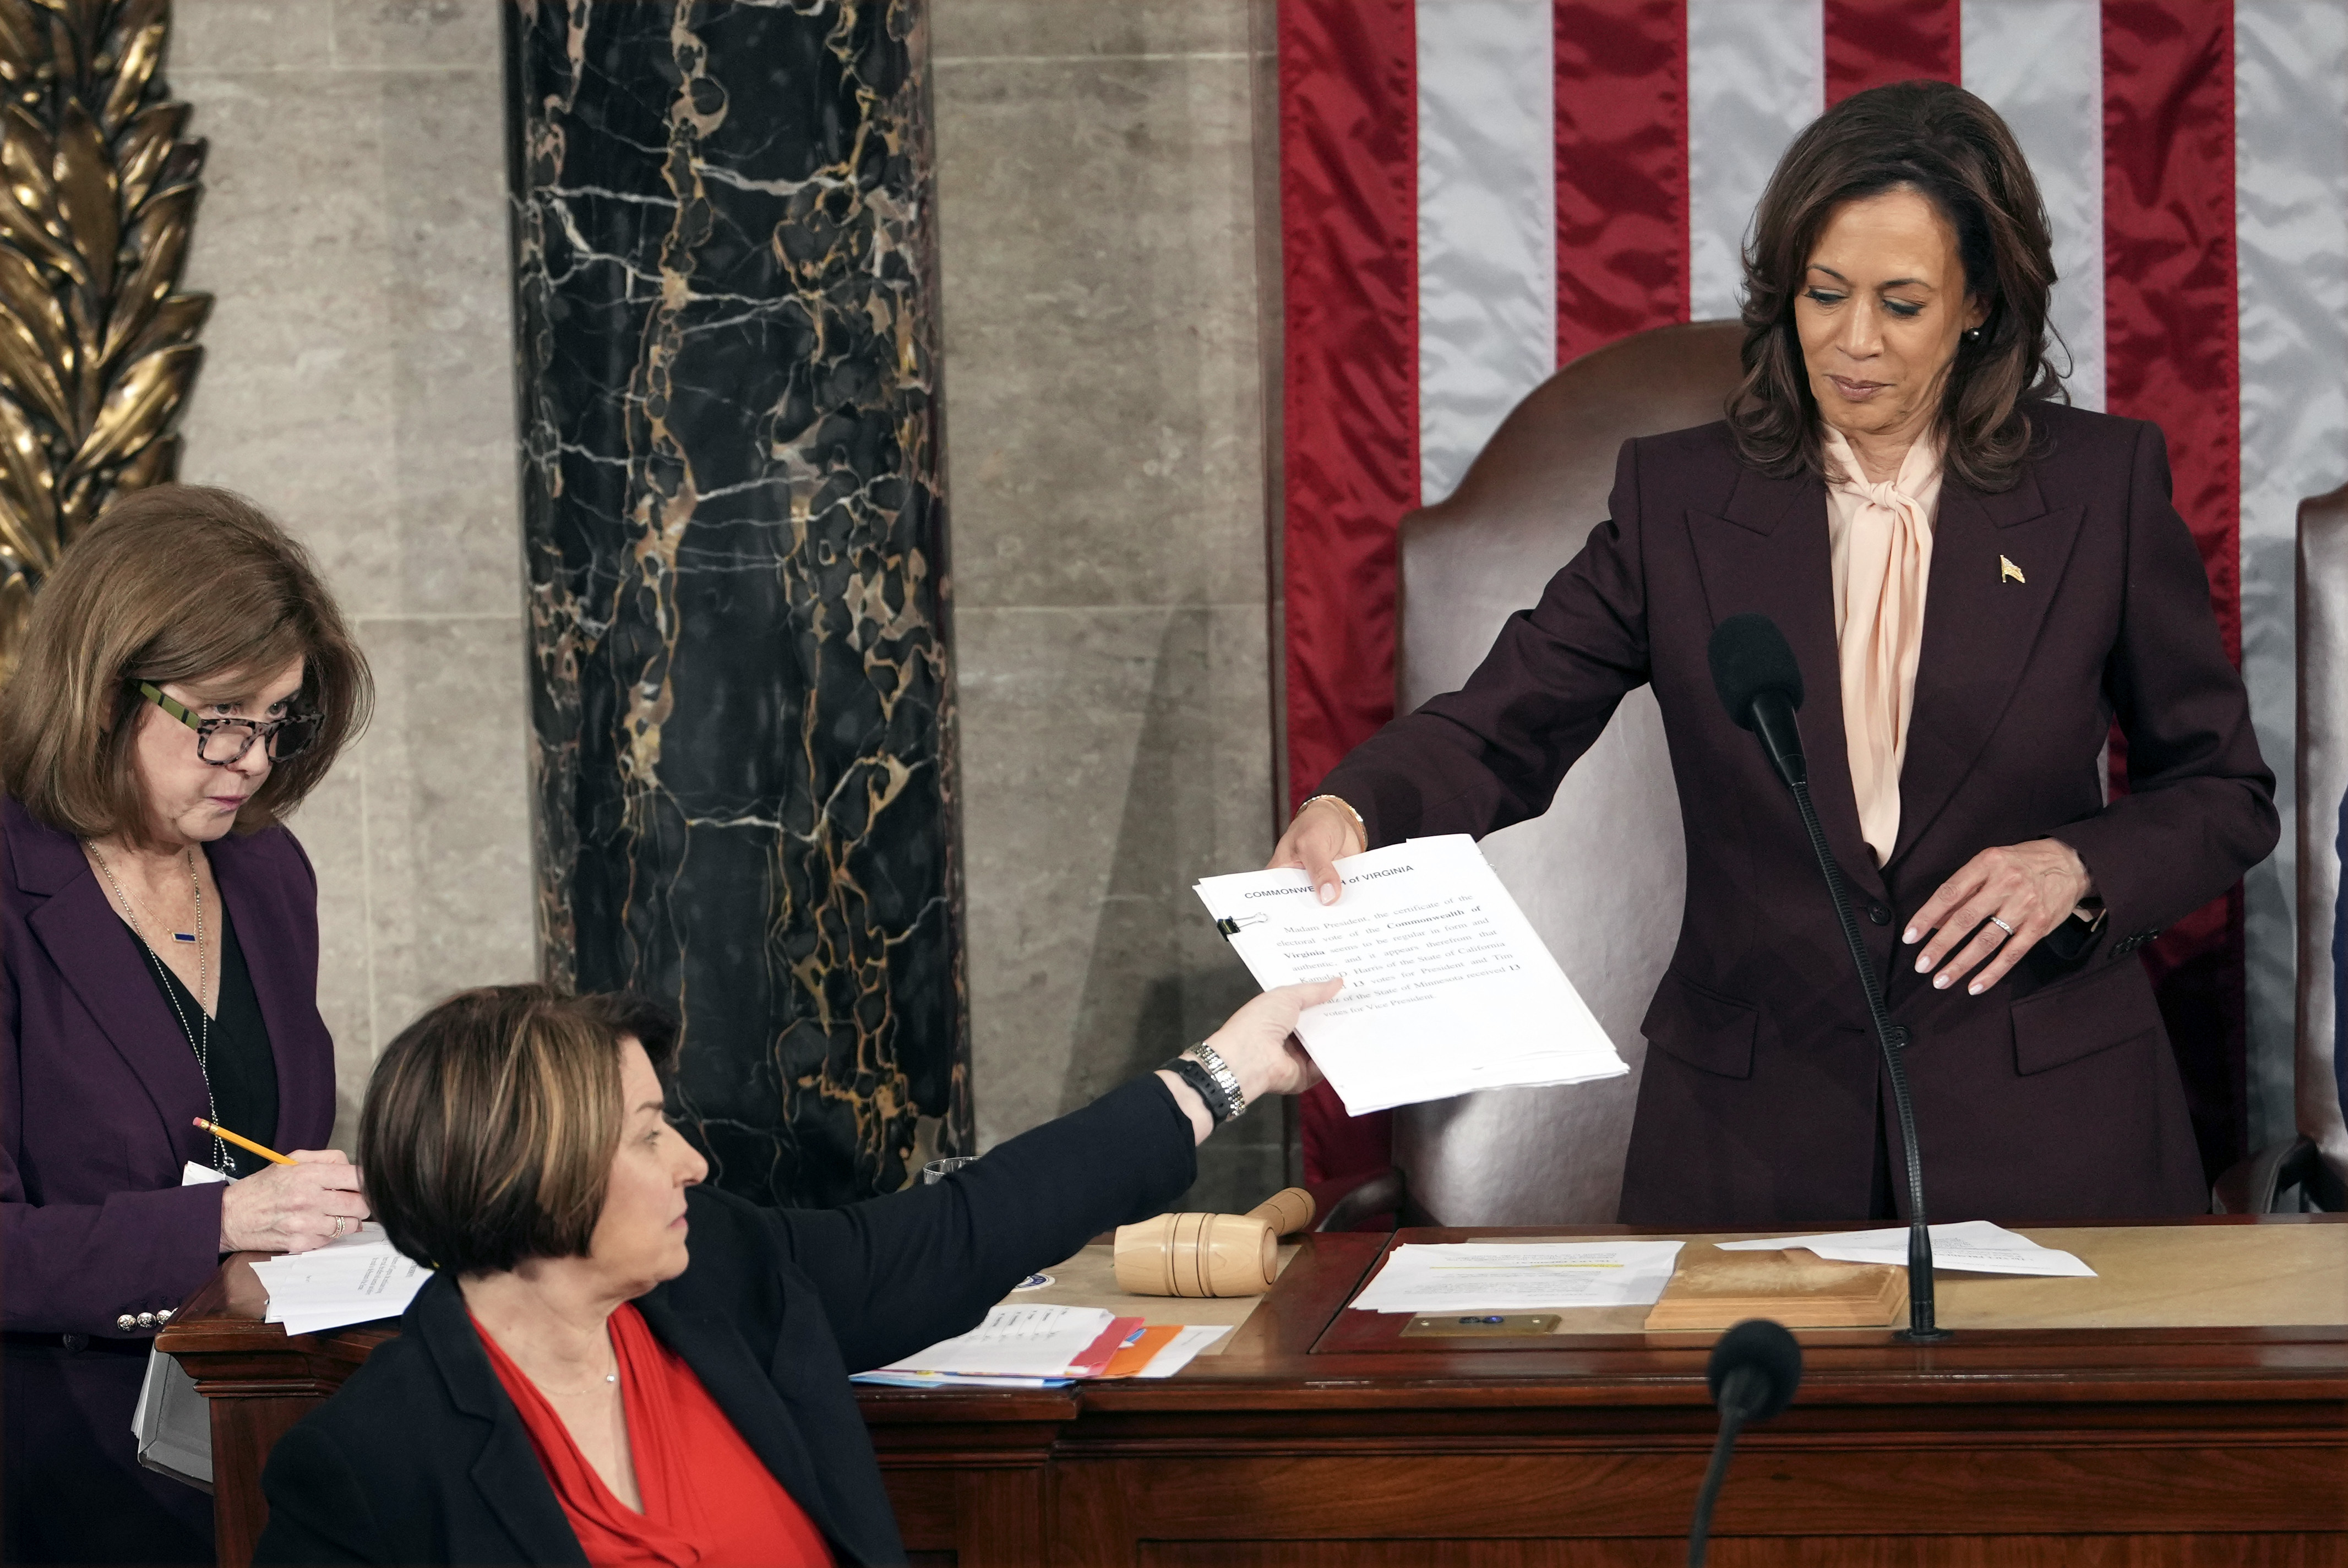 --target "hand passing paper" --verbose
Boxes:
[1195,836,1626,1115]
